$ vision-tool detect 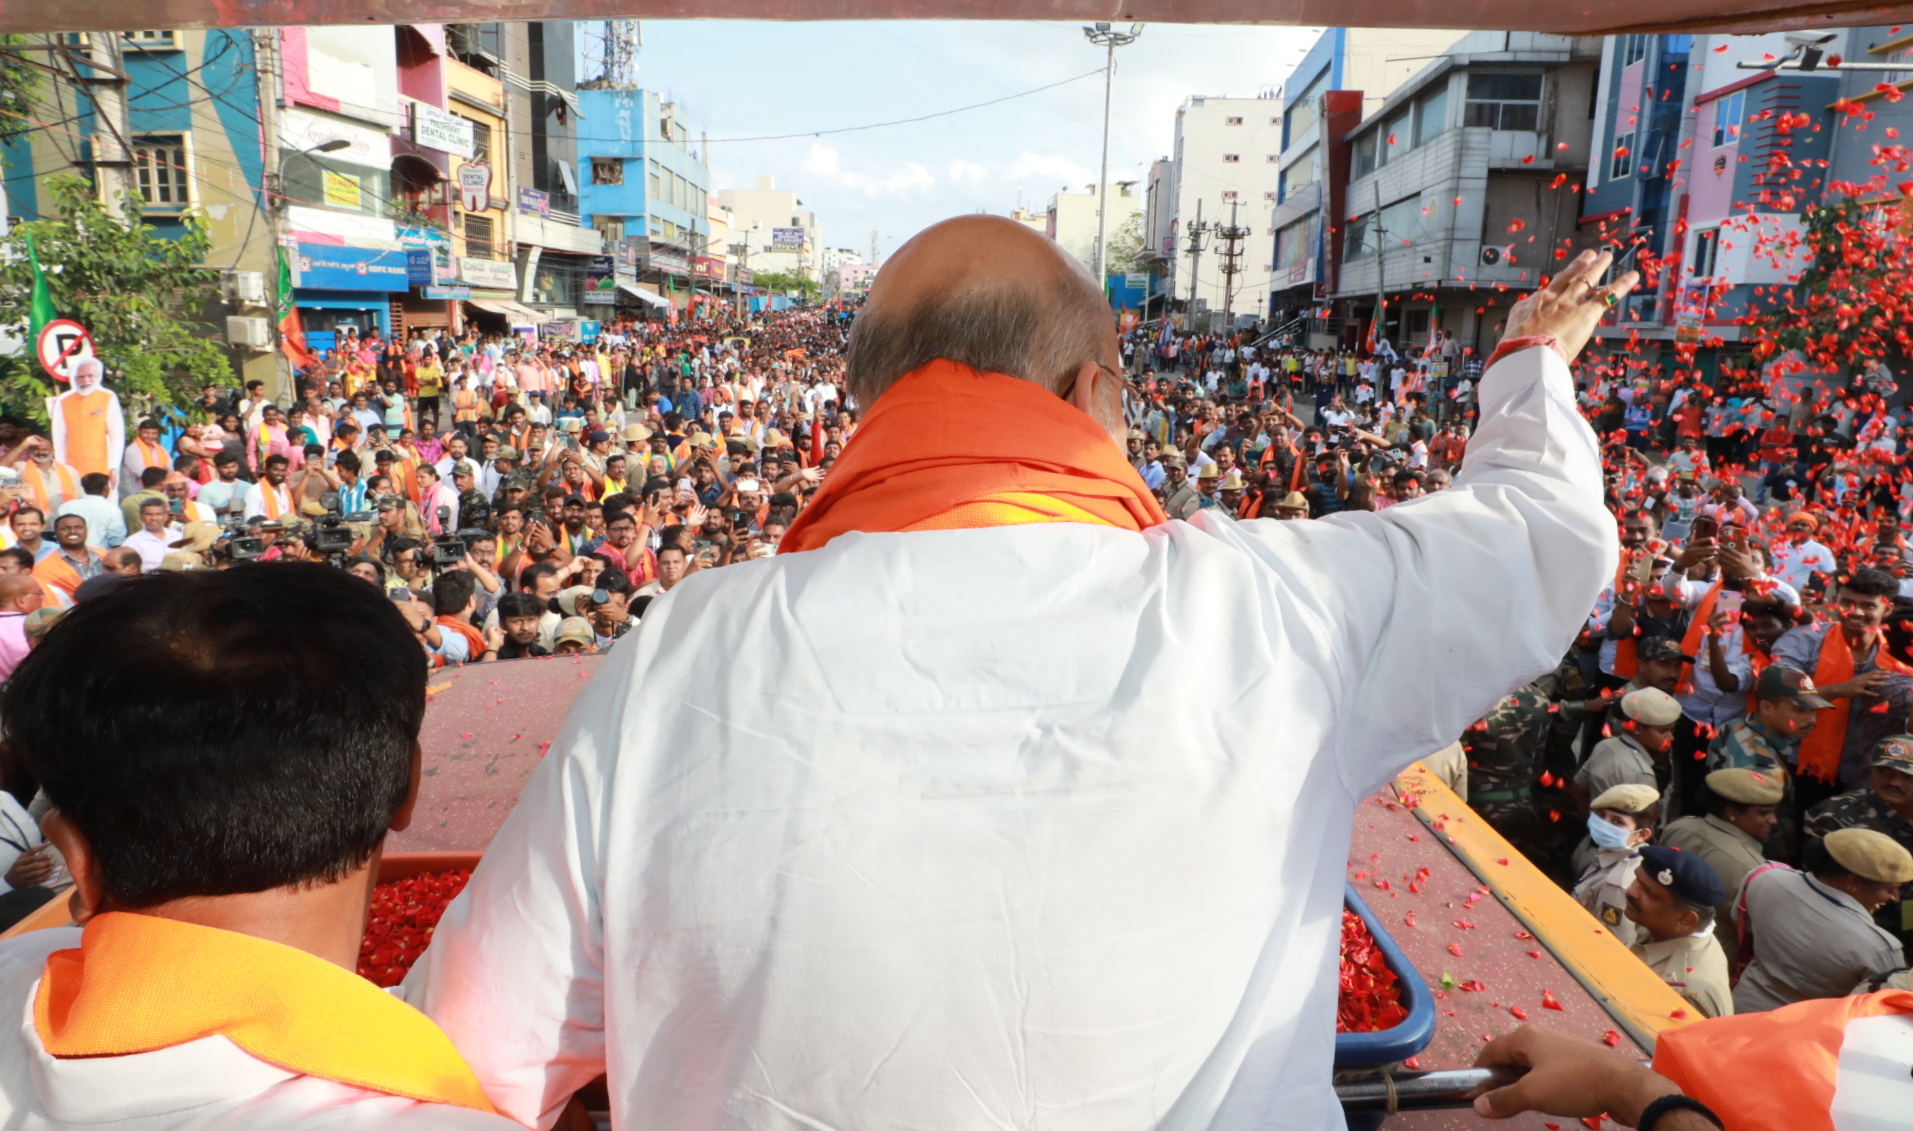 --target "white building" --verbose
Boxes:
[719,174,822,283]
[1044,183,1142,273]
[1160,94,1287,323]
